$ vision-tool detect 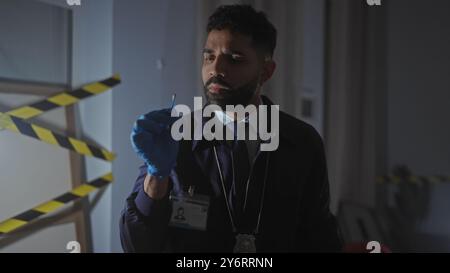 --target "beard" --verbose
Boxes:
[203,76,259,110]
